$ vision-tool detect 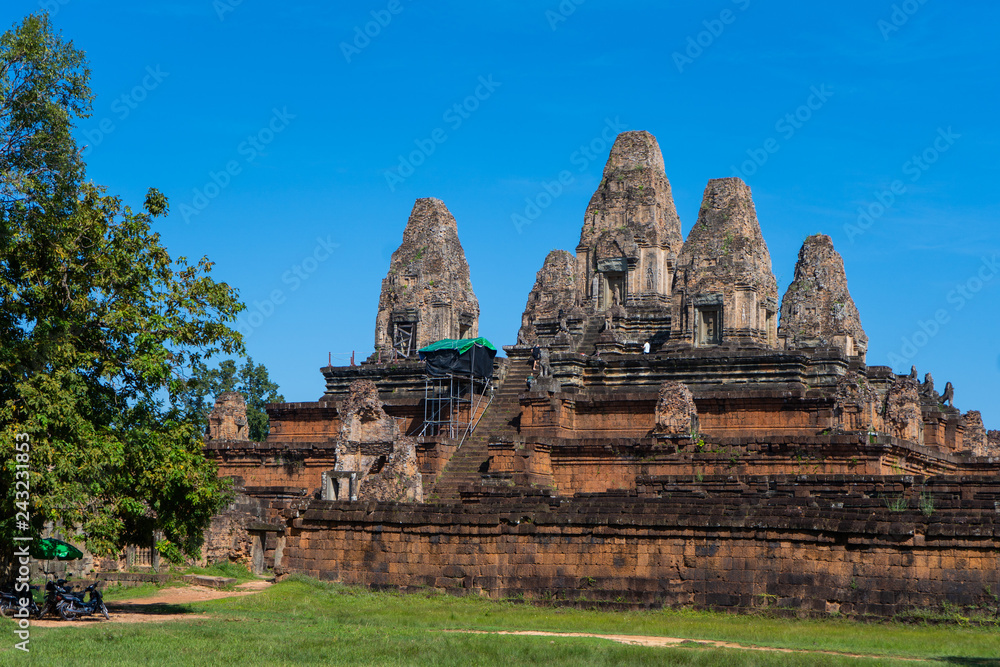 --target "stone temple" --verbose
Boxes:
[204,130,1000,618]
[778,233,868,359]
[373,197,479,359]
